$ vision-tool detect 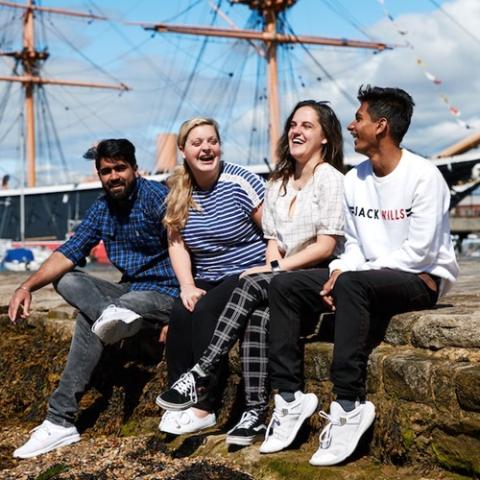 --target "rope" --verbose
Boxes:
[284,19,357,106]
[427,0,480,47]
[320,0,377,41]
[376,0,471,130]
[45,19,127,87]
